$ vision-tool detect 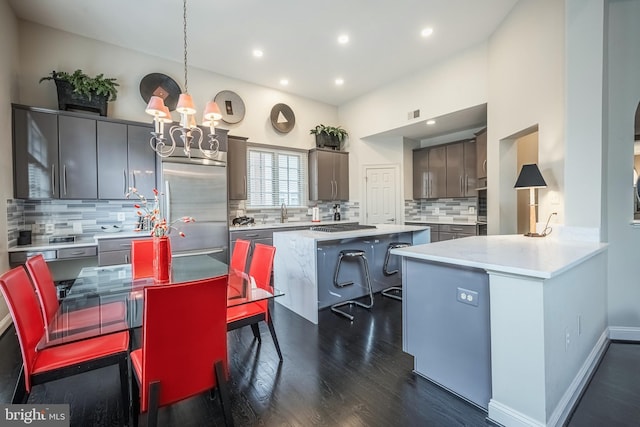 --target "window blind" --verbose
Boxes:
[247,147,308,208]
